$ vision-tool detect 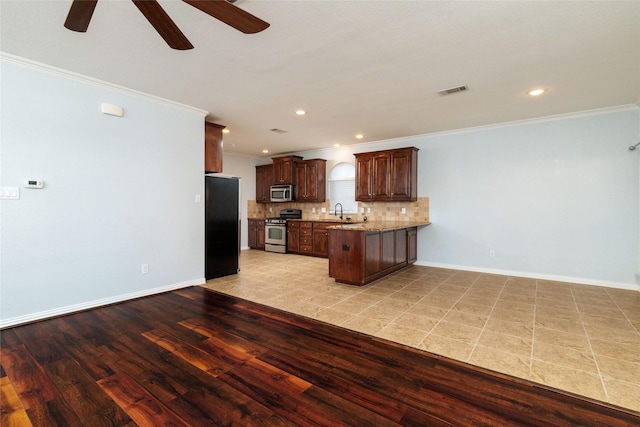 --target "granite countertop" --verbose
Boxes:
[327,221,431,232]
[287,218,352,223]
[251,217,431,231]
